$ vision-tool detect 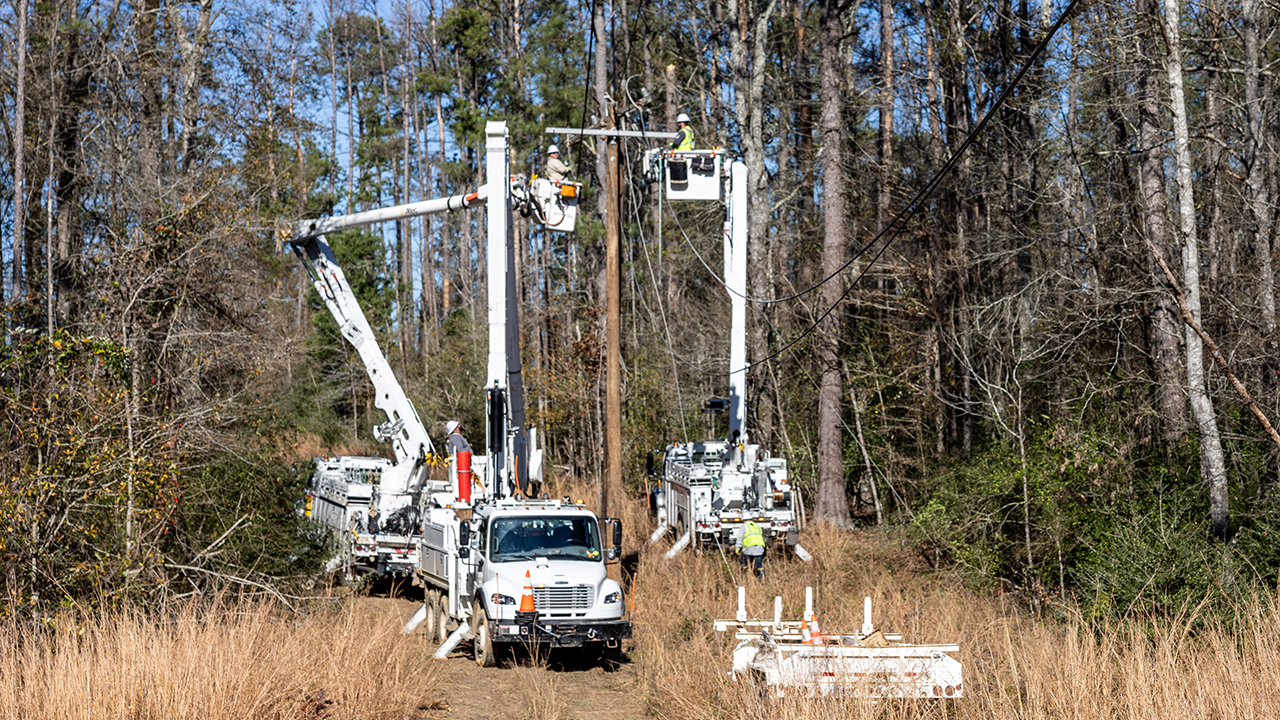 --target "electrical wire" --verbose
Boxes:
[665,0,1083,377]
[669,0,1084,308]
[621,134,691,444]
